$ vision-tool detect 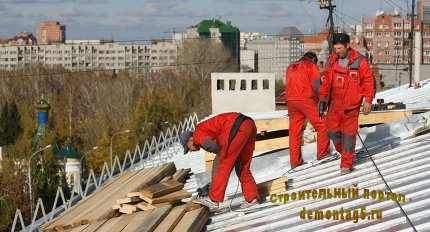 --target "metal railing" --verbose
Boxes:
[11,113,199,232]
